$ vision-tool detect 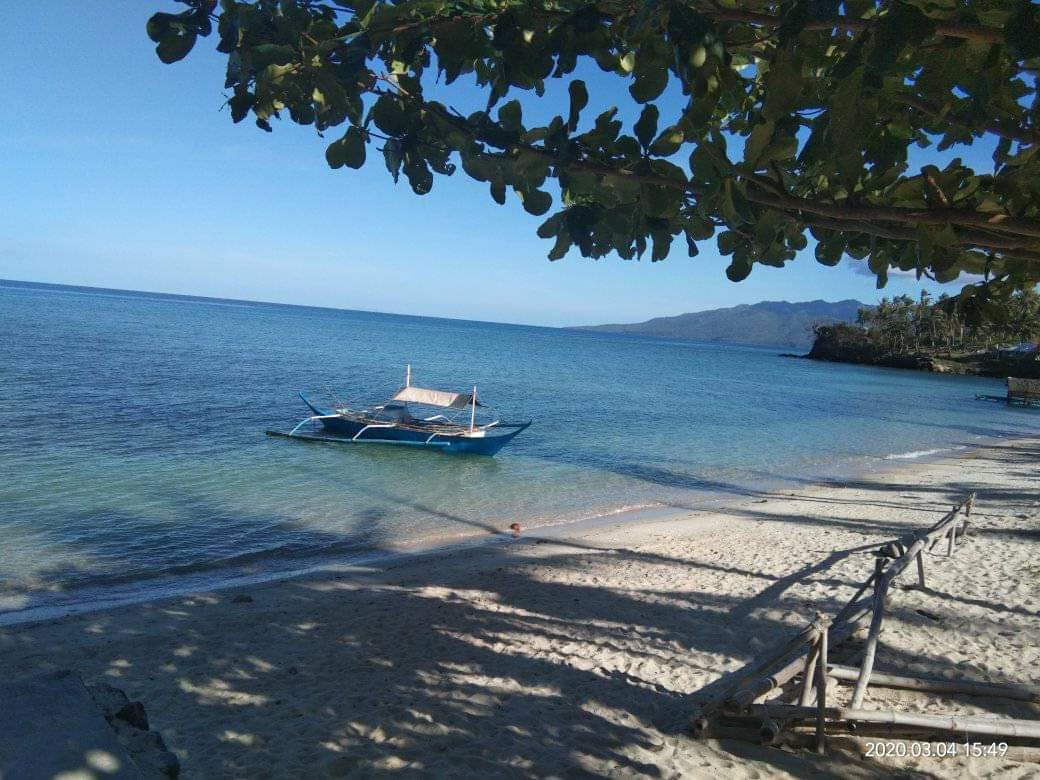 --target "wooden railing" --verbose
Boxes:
[690,493,1040,750]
